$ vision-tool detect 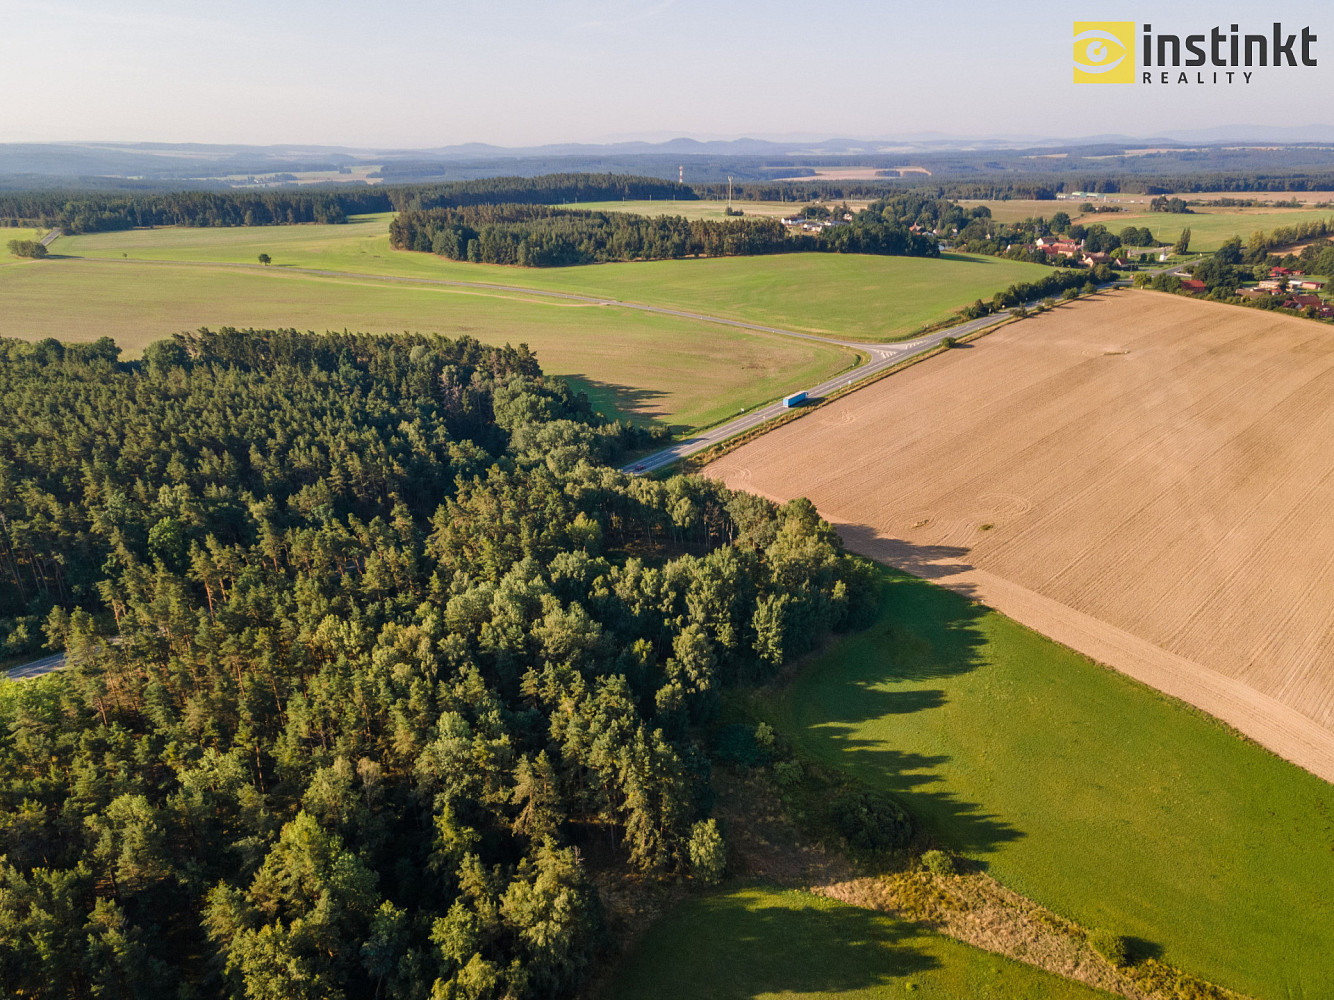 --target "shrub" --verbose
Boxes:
[831,789,912,851]
[688,819,726,884]
[713,724,771,766]
[920,849,956,876]
[773,760,803,789]
[754,722,775,750]
[1089,929,1128,966]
